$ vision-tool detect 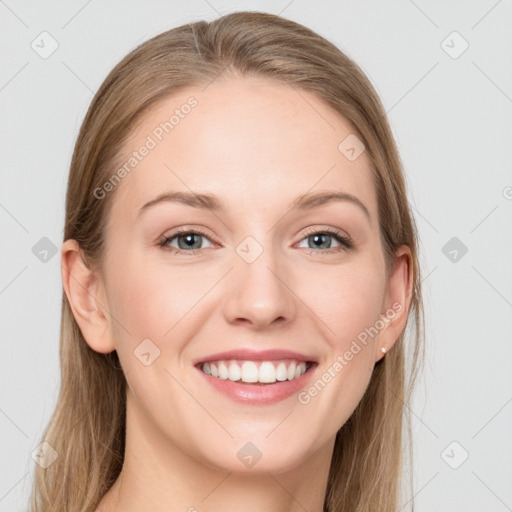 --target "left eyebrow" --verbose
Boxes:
[289,191,371,224]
